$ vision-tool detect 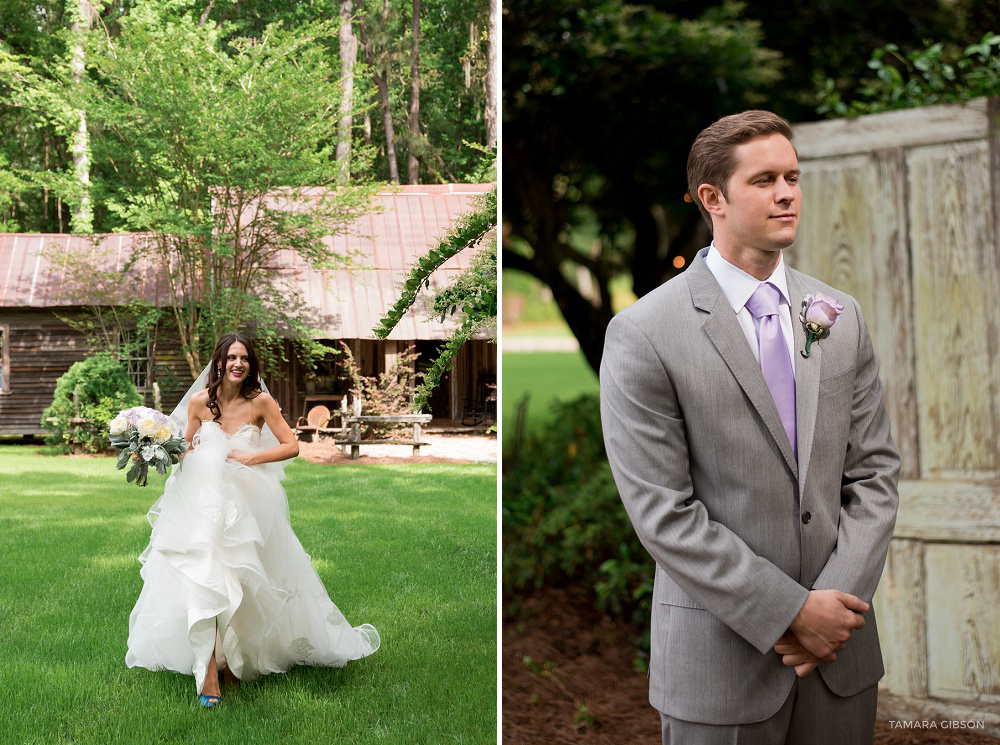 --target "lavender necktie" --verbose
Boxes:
[745,283,797,457]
